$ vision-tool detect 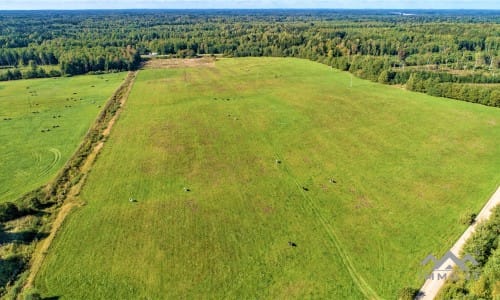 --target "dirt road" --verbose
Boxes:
[416,186,500,300]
